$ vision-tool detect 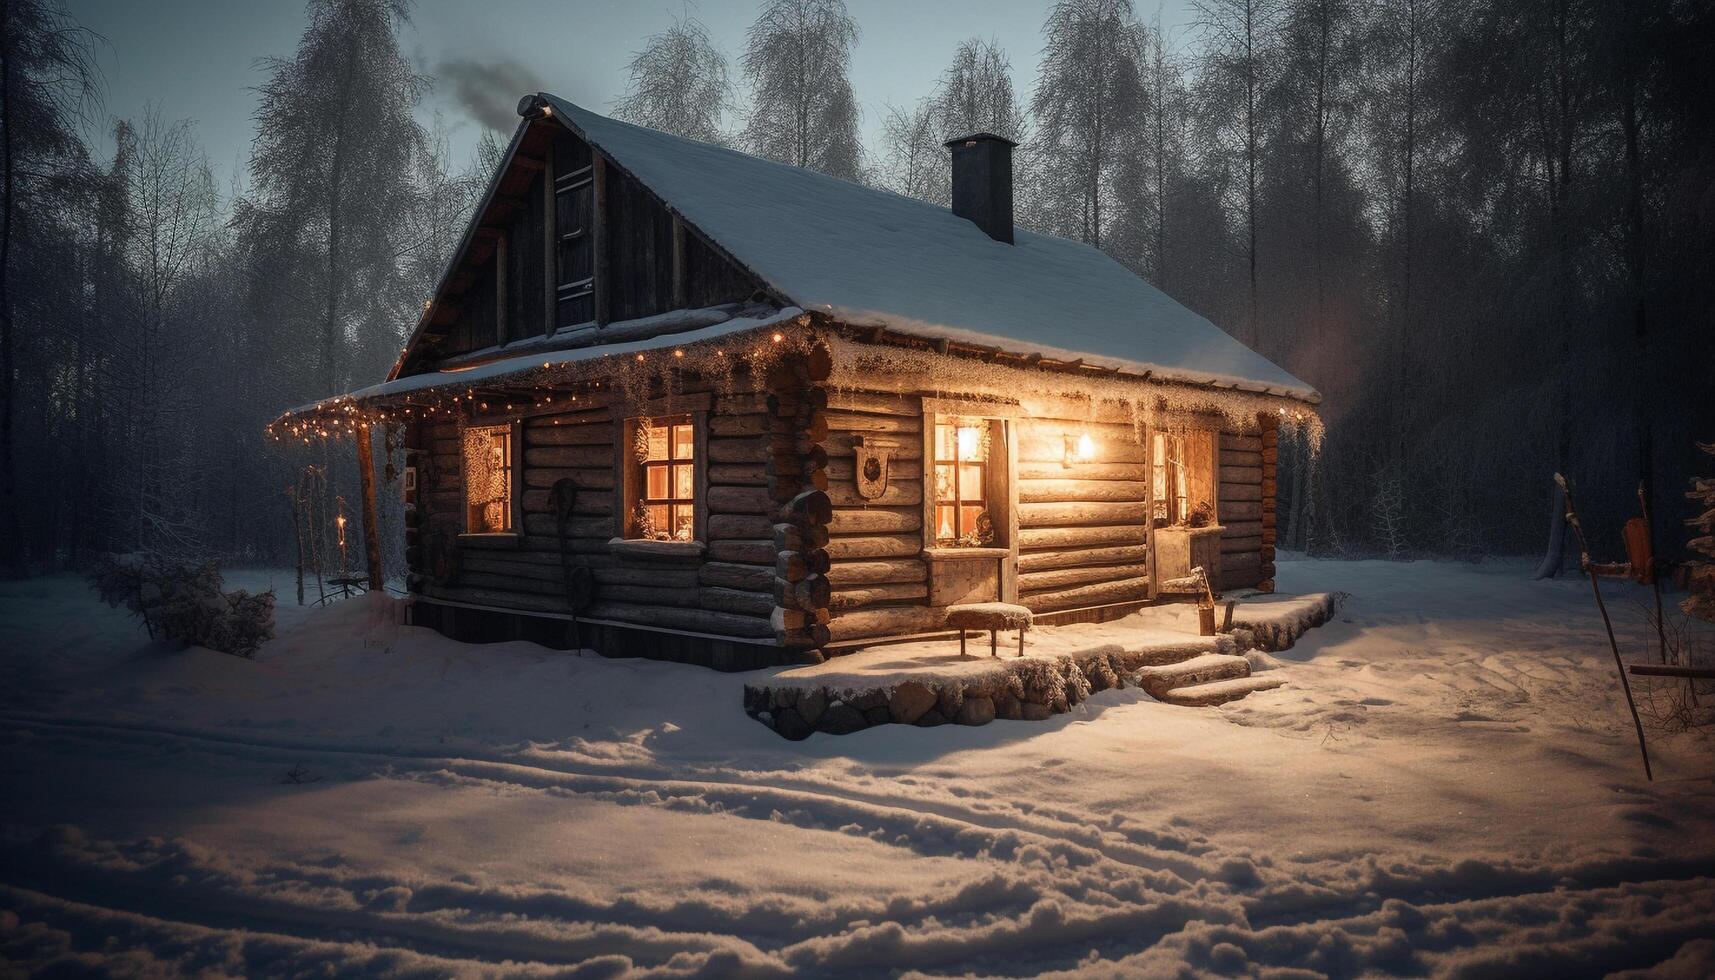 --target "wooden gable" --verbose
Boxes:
[395,114,769,378]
